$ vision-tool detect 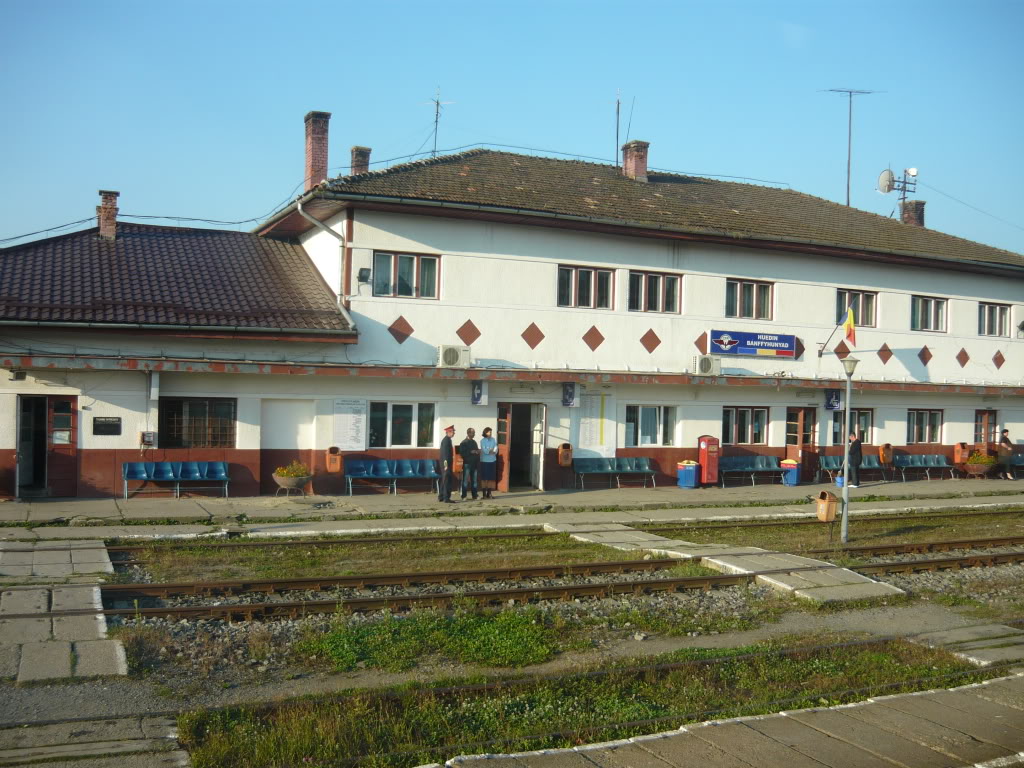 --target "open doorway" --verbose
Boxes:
[496,402,547,491]
[17,395,78,498]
